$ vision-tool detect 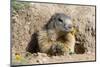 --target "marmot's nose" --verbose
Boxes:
[64,24,72,29]
[68,25,72,29]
